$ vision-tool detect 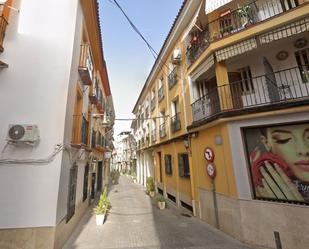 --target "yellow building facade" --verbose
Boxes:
[133,1,309,248]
